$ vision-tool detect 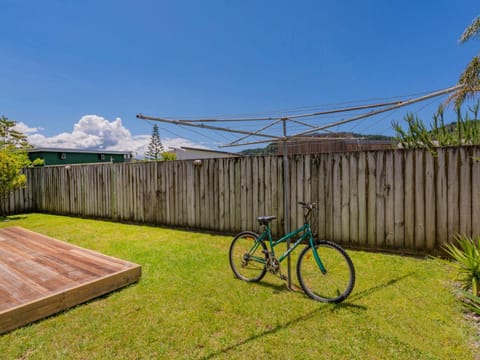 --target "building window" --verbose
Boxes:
[100,154,105,160]
[60,153,67,160]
